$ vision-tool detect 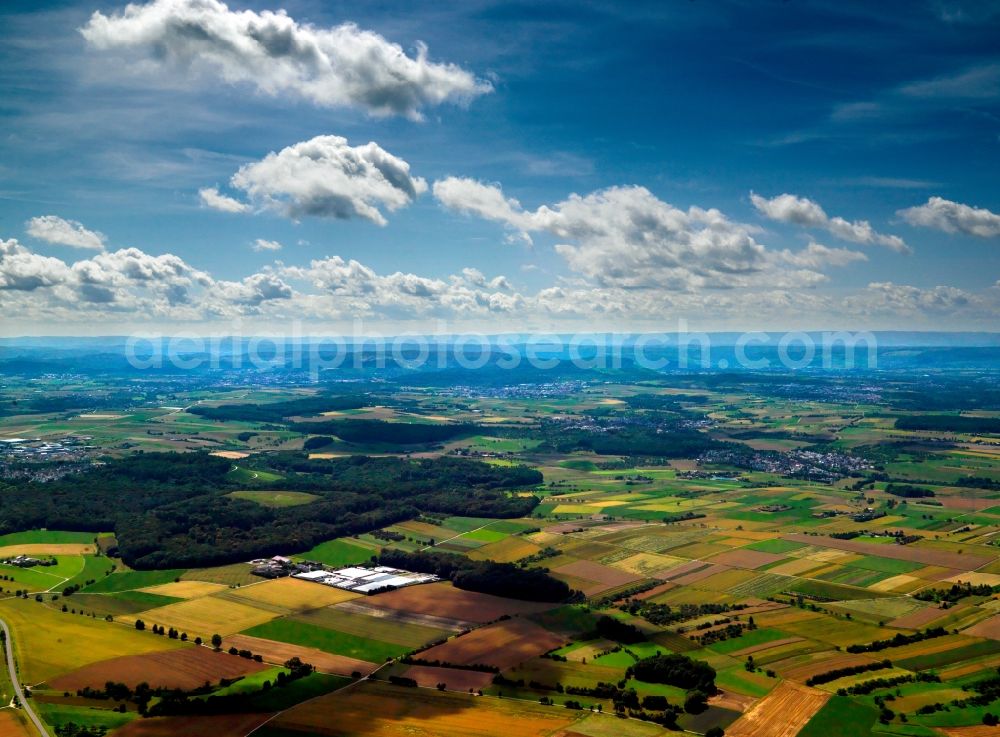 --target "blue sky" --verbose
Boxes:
[0,0,998,334]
